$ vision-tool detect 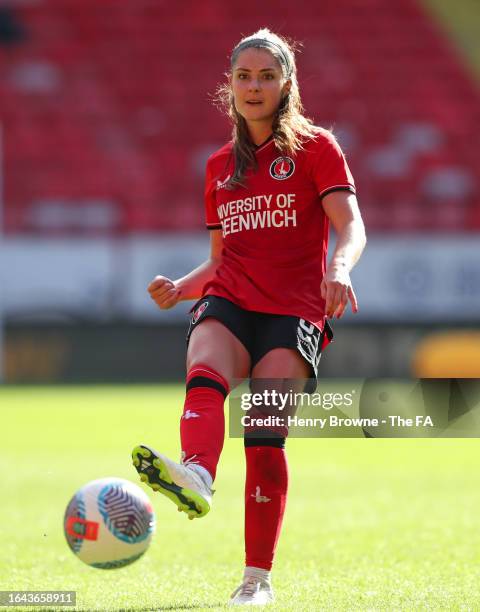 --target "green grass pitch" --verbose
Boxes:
[1,385,480,611]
